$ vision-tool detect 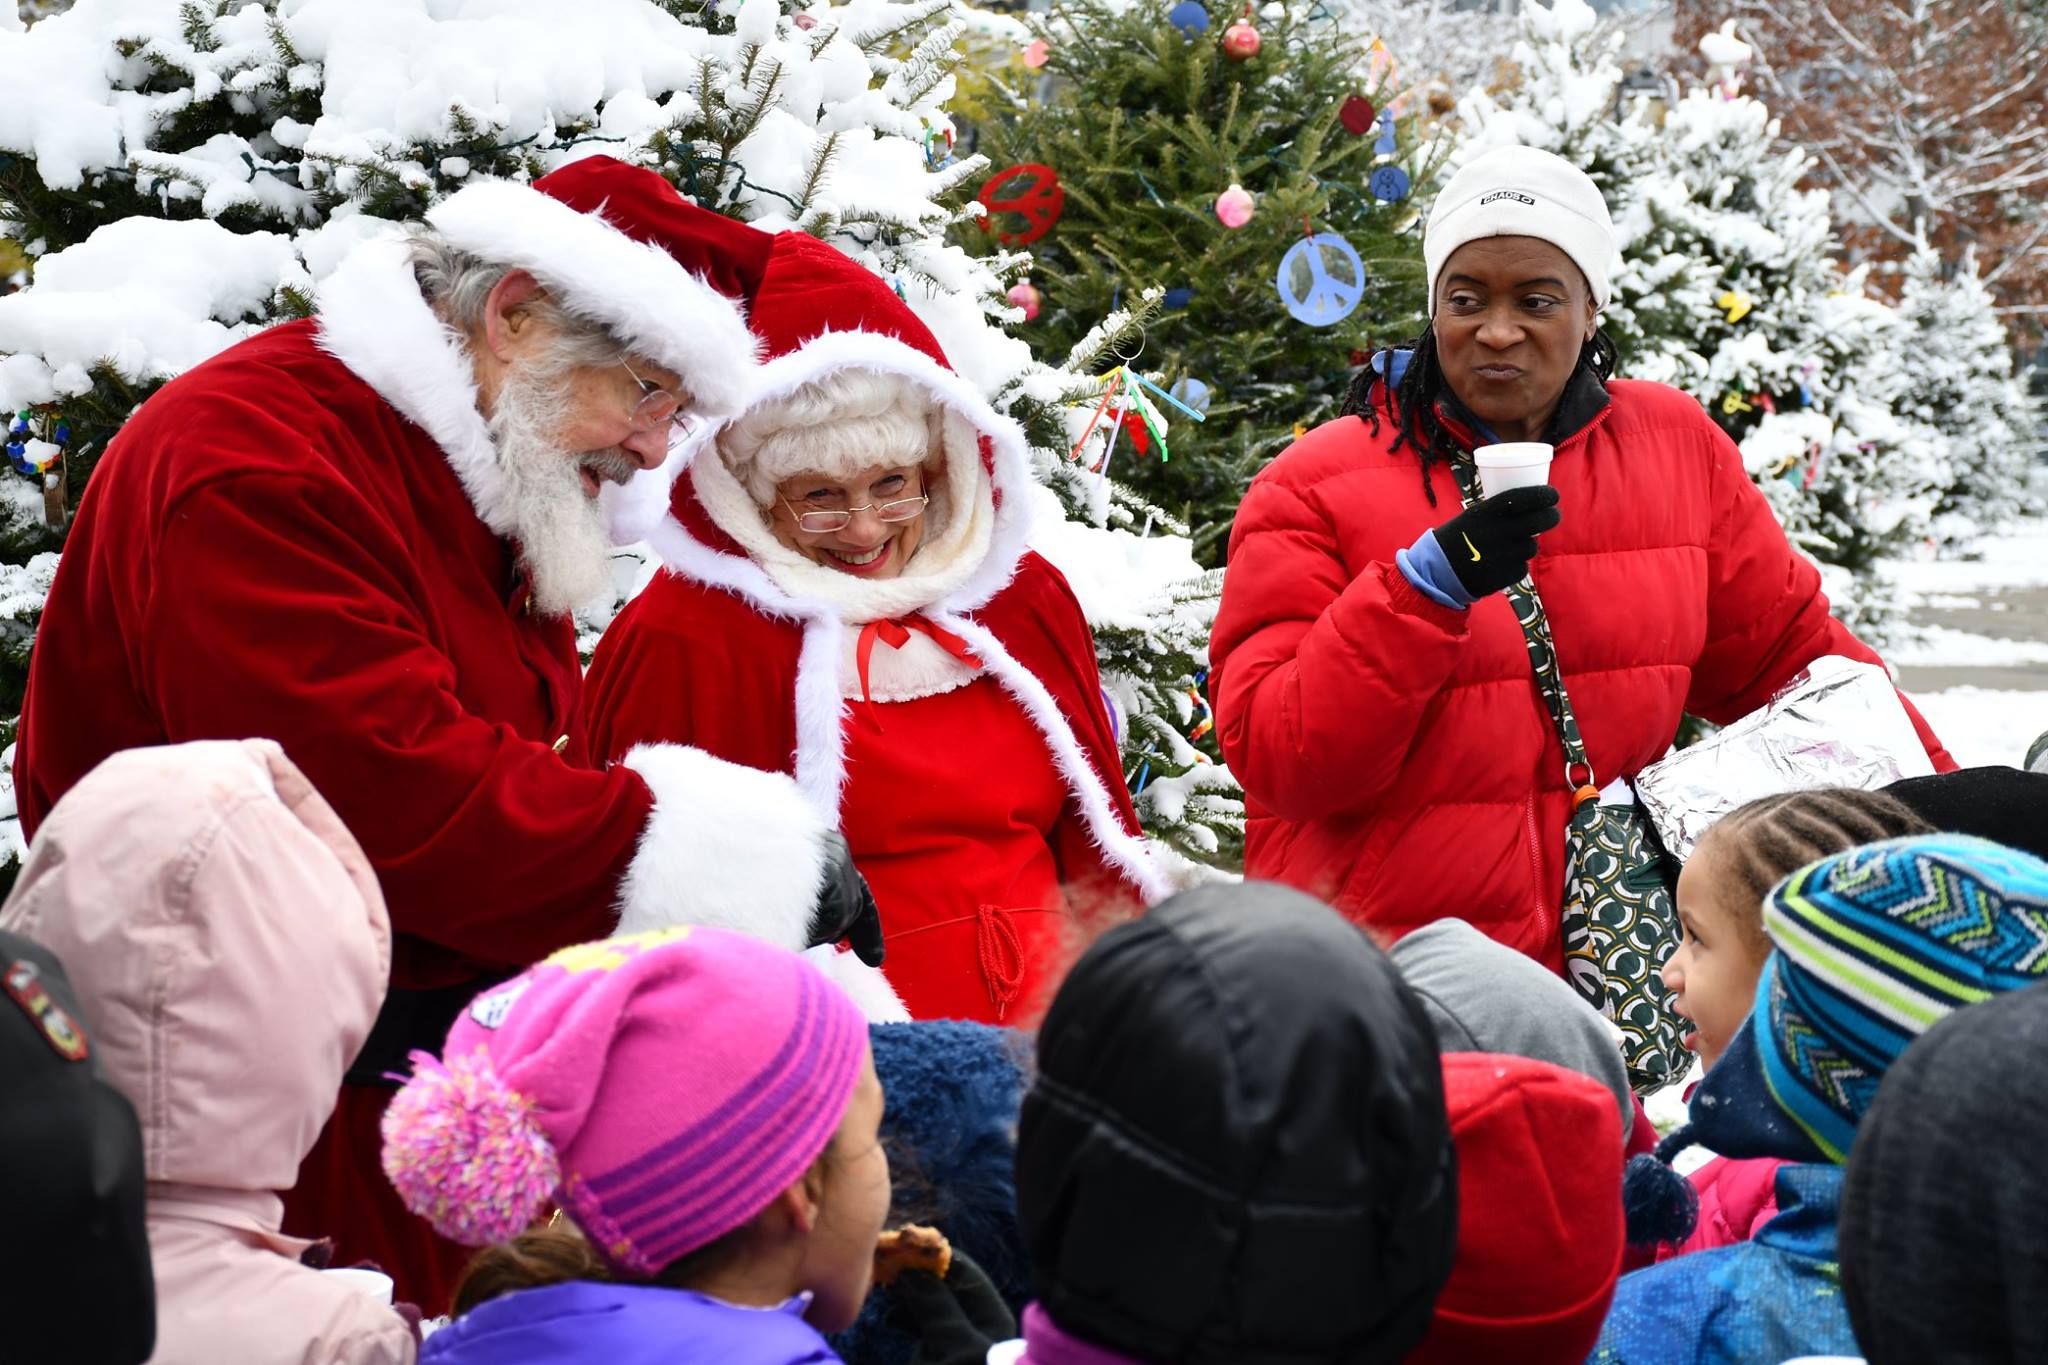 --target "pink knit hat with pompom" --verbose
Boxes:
[381,926,868,1275]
